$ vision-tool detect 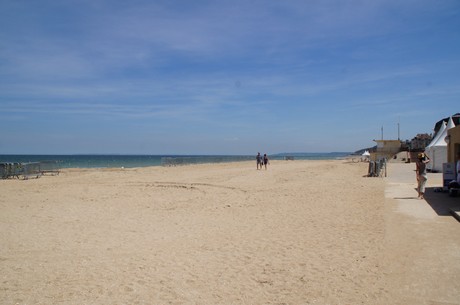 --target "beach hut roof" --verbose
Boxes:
[447,116,456,129]
[433,113,460,133]
[426,121,446,149]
